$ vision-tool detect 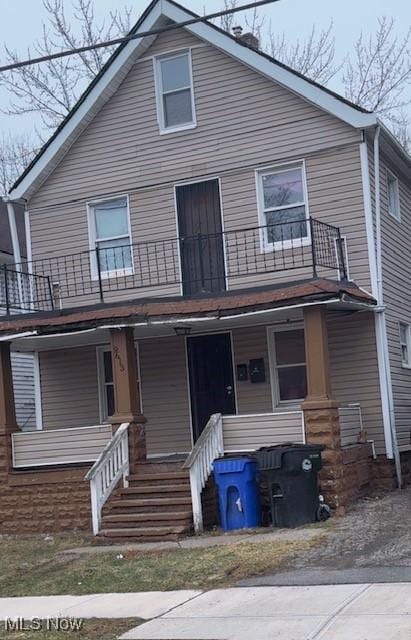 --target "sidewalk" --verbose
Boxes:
[121,584,411,639]
[0,584,409,639]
